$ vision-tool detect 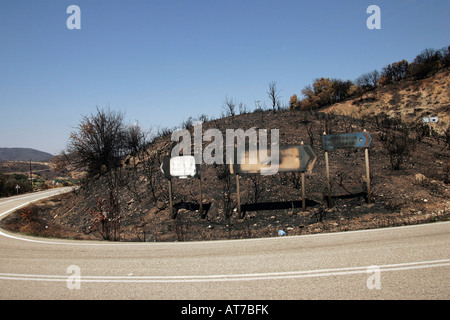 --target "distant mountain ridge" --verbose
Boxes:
[0,148,54,162]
